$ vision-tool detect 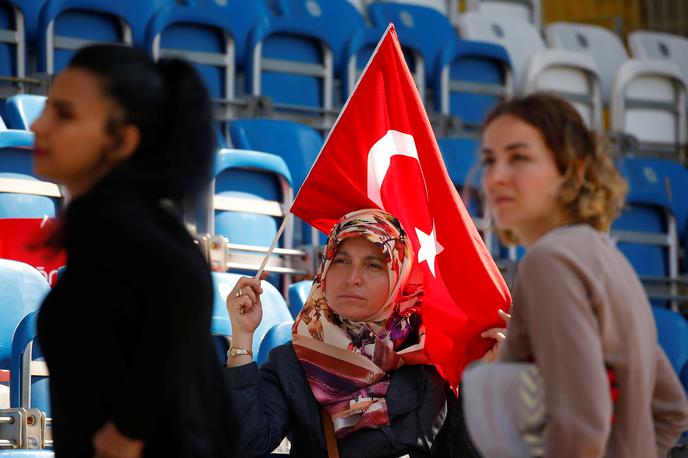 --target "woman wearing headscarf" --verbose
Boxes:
[224,209,450,457]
